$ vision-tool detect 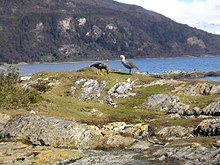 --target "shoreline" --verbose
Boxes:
[11,54,220,66]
